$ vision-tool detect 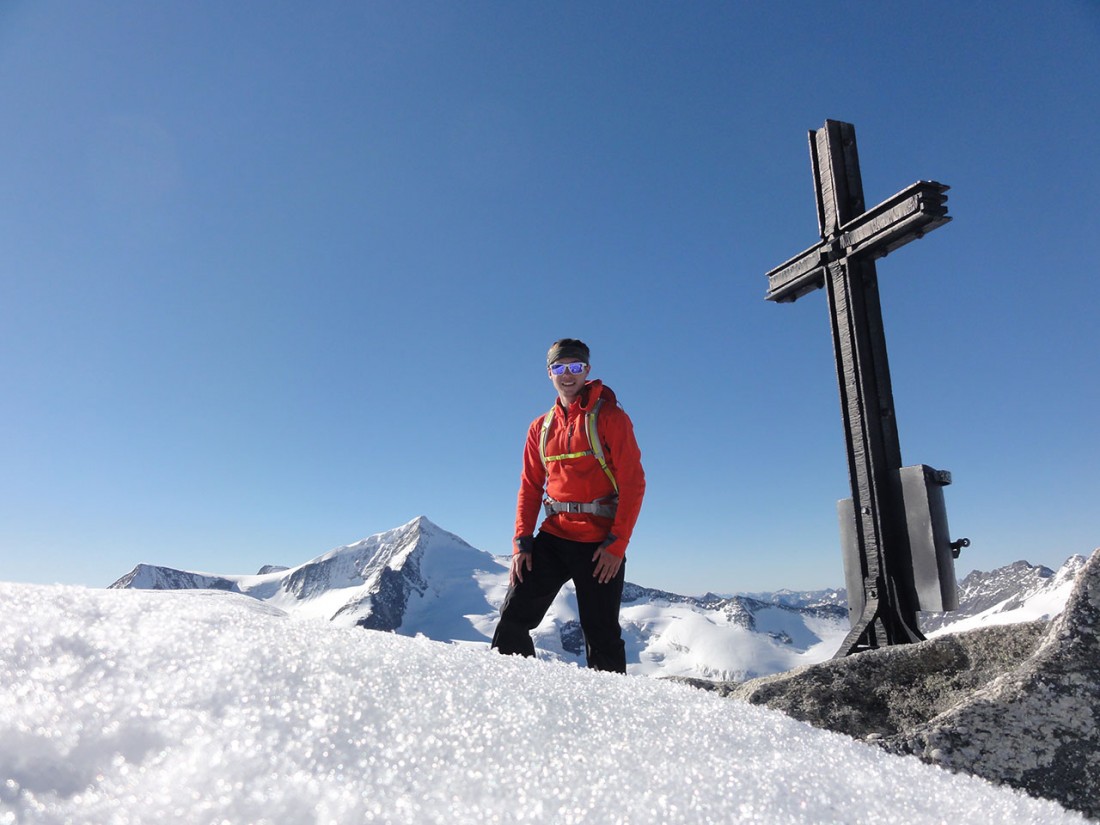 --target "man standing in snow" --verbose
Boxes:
[491,338,645,673]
